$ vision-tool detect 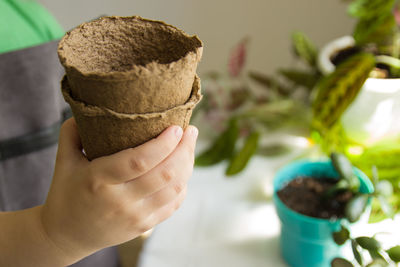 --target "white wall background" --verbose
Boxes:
[37,0,355,75]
